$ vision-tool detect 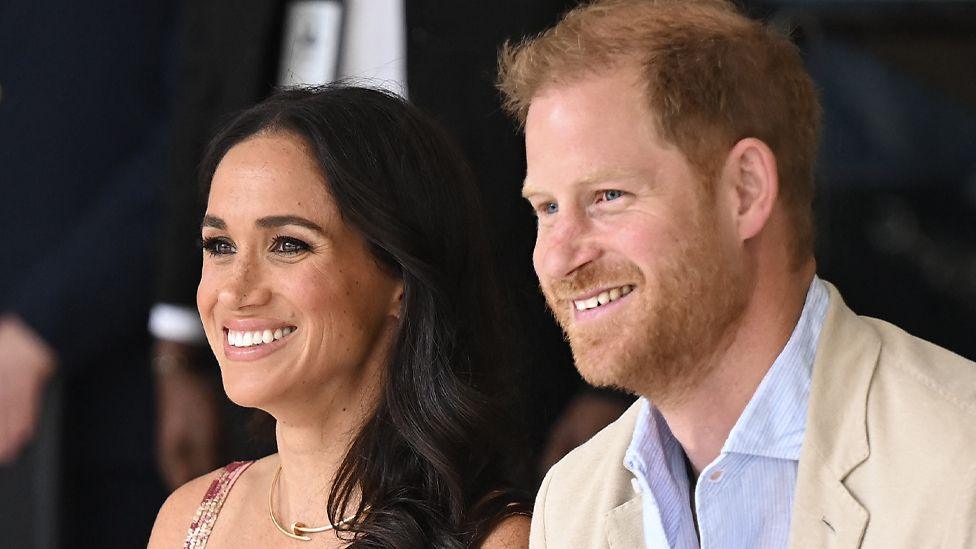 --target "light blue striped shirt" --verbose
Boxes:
[623,277,829,549]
